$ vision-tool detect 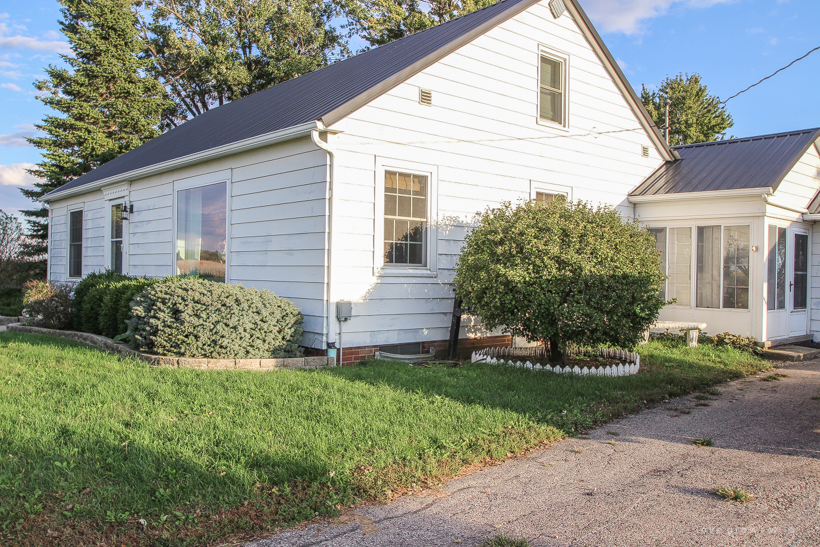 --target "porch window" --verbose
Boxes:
[668,228,692,306]
[176,181,227,282]
[110,204,123,274]
[68,210,83,278]
[649,228,666,300]
[767,226,787,310]
[696,226,722,308]
[539,54,564,125]
[722,226,750,309]
[384,171,427,266]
